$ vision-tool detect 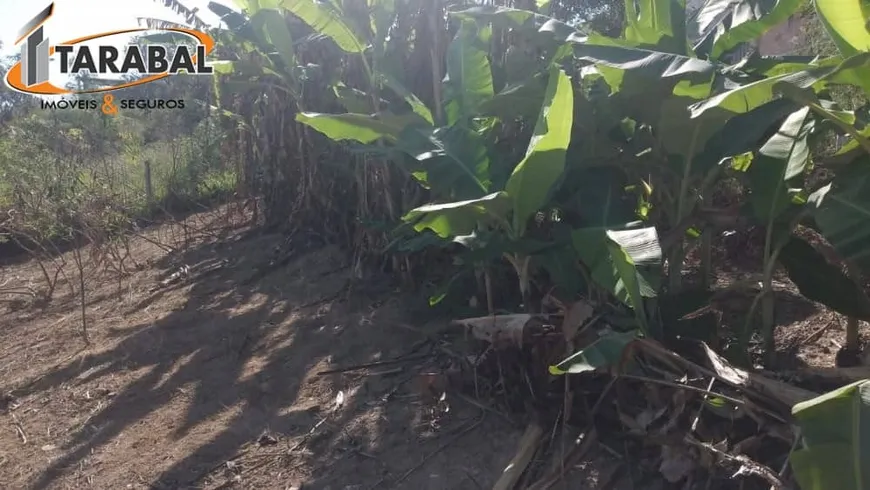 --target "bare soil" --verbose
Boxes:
[0,208,613,490]
[0,206,861,490]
